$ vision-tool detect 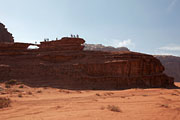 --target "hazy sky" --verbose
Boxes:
[0,0,180,55]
